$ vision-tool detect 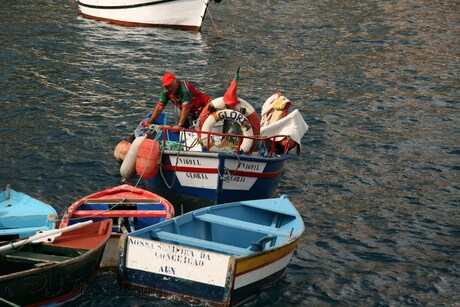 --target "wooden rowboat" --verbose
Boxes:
[0,219,112,306]
[118,195,304,306]
[0,184,57,241]
[59,184,174,267]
